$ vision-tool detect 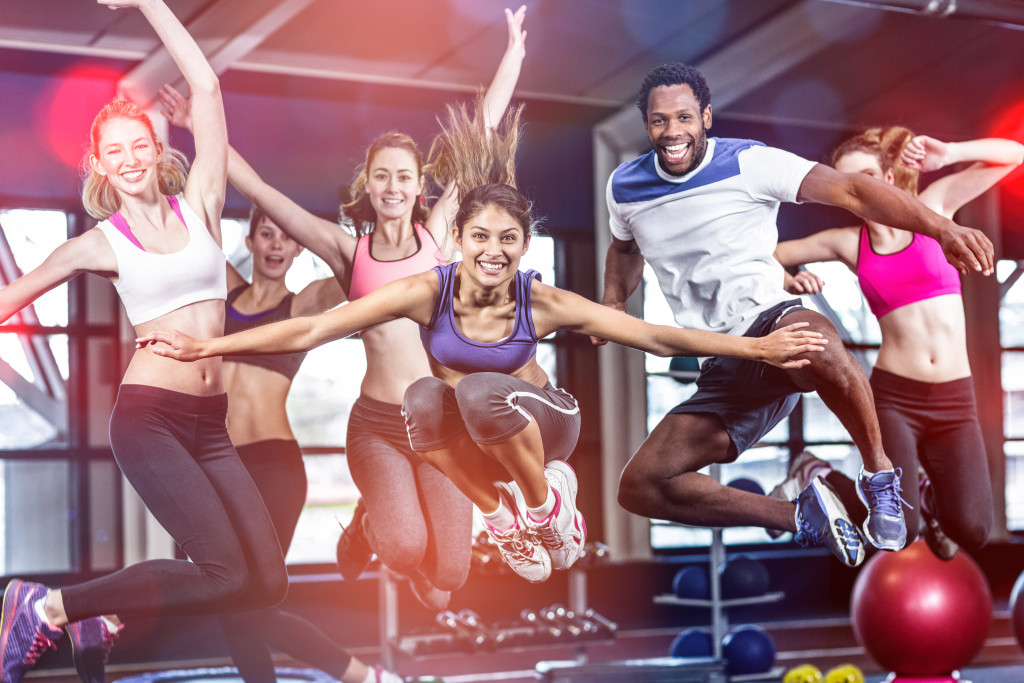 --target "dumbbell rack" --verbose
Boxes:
[652,463,784,680]
[378,564,613,671]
